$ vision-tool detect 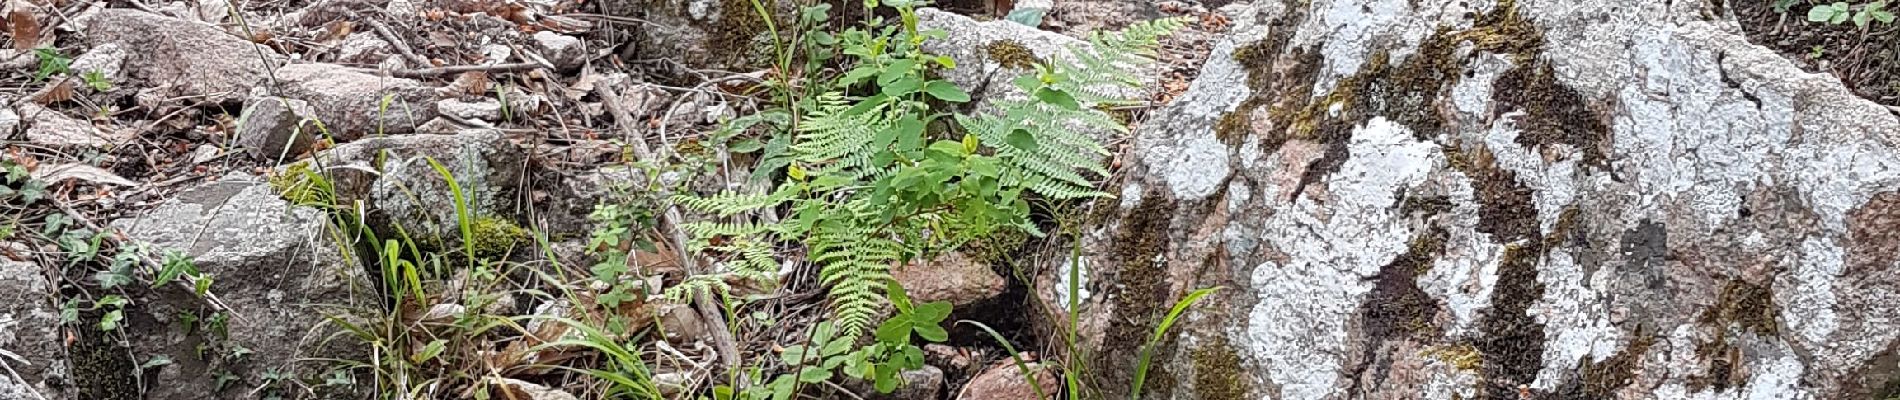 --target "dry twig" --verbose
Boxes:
[593,83,744,370]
